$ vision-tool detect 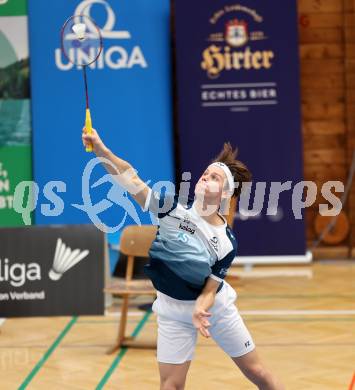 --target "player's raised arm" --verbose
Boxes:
[82,127,150,209]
